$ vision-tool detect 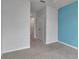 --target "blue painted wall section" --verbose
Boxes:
[58,1,78,47]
